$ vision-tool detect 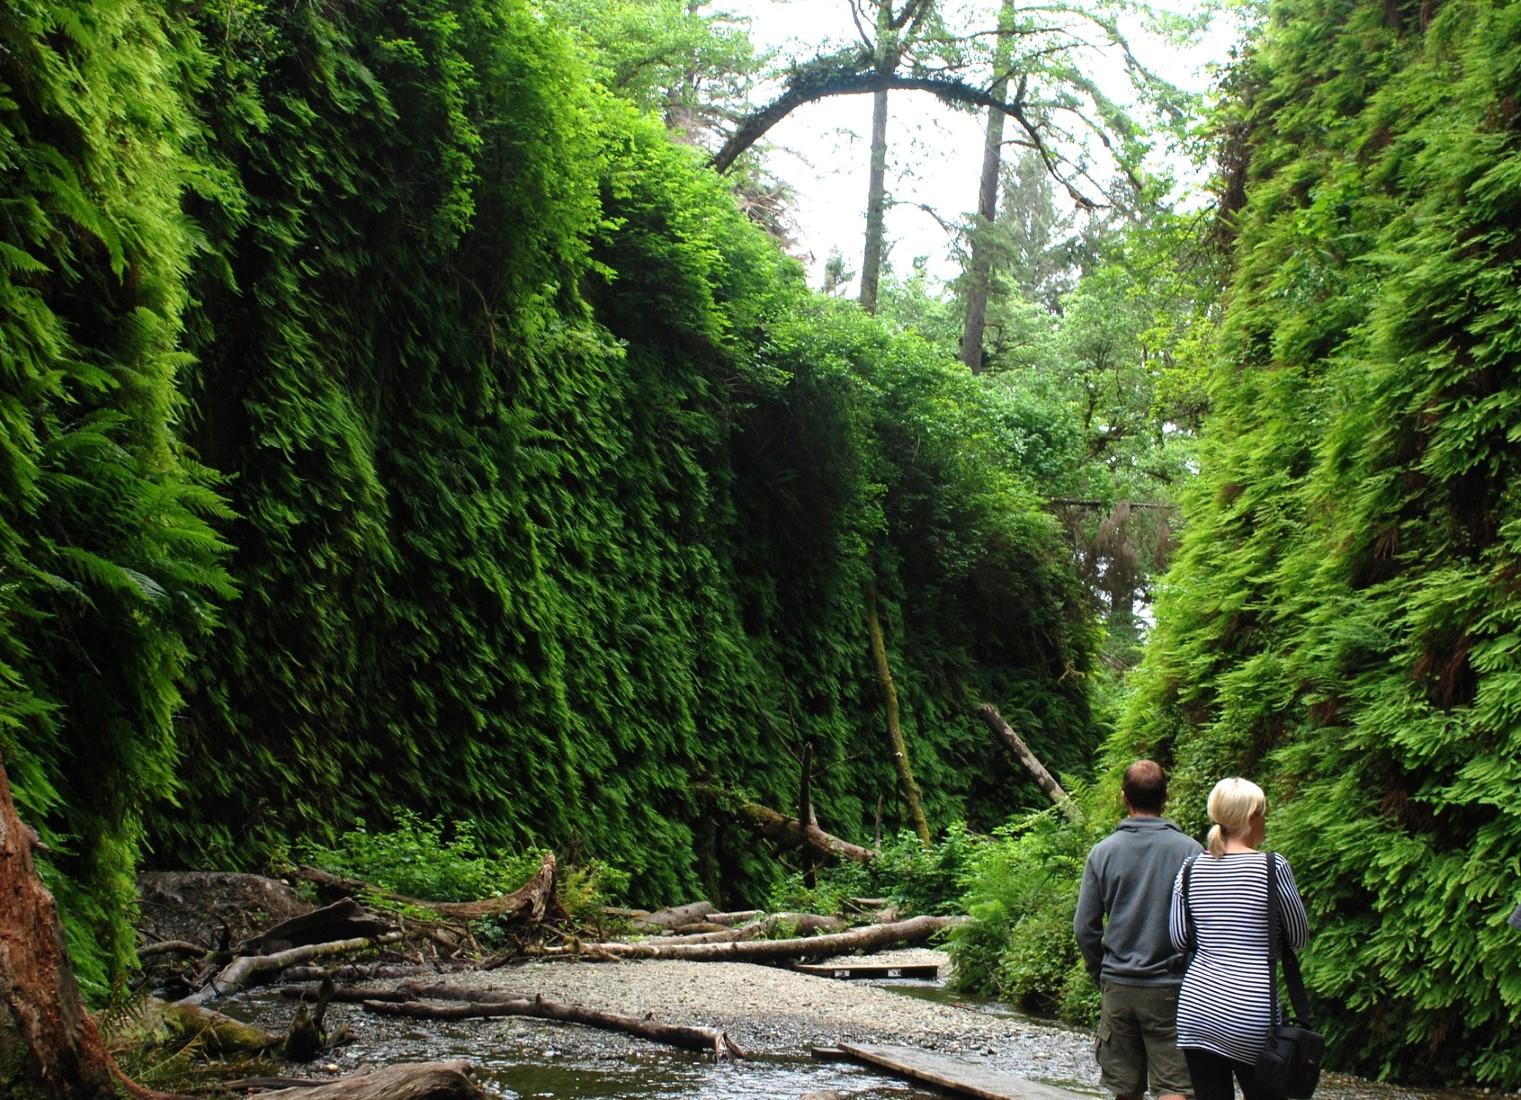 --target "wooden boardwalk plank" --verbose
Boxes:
[836,1042,1089,1100]
[793,962,940,980]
